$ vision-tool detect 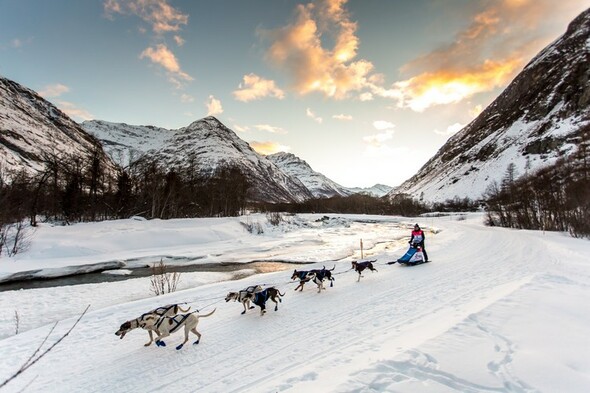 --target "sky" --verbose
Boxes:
[0,0,587,188]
